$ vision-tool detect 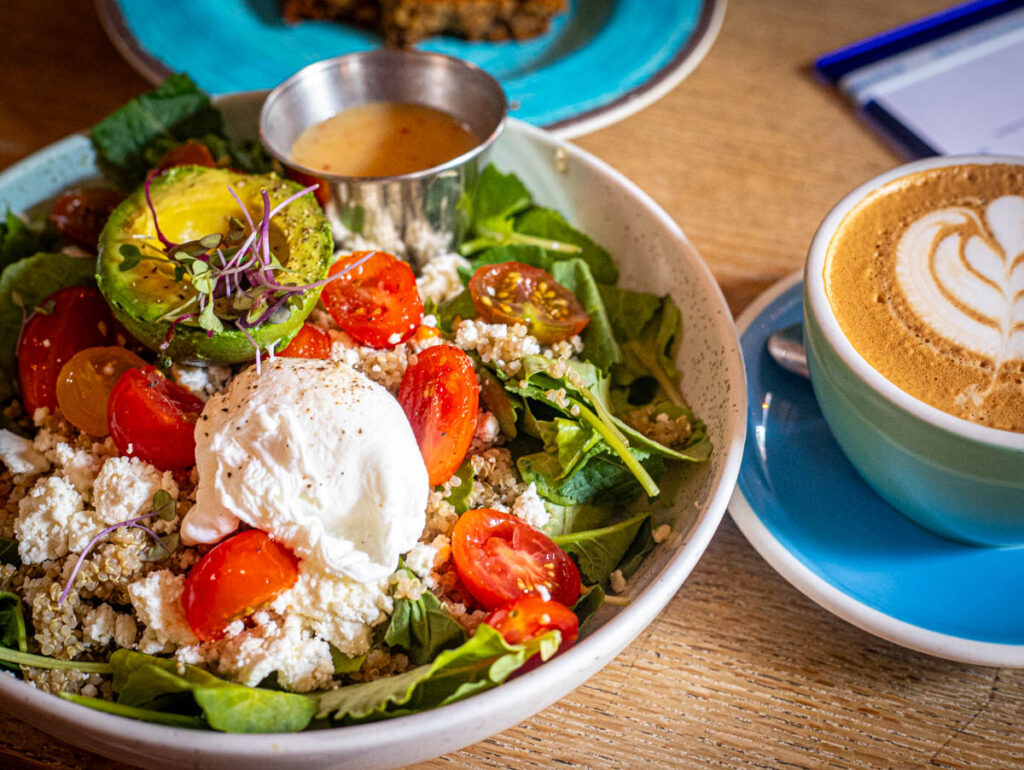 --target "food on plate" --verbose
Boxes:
[0,77,710,733]
[290,102,480,178]
[280,0,568,47]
